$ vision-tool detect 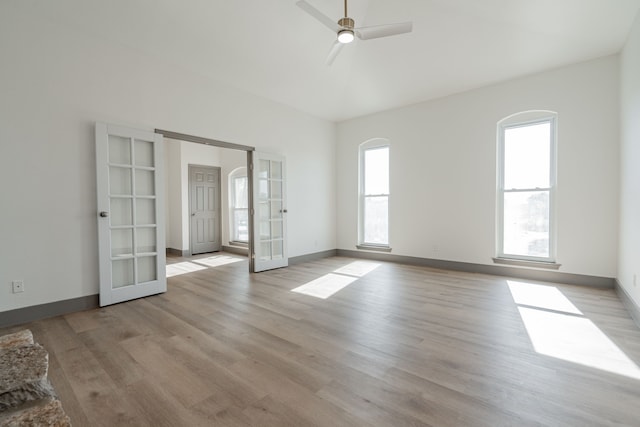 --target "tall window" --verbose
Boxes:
[229,167,248,243]
[359,139,390,249]
[498,112,556,262]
